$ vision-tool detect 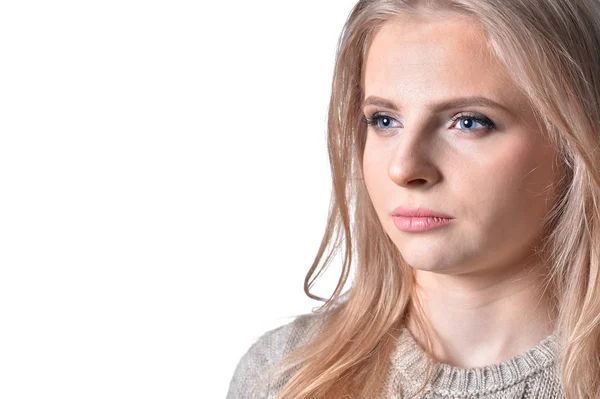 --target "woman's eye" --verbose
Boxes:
[451,115,496,131]
[364,113,401,130]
